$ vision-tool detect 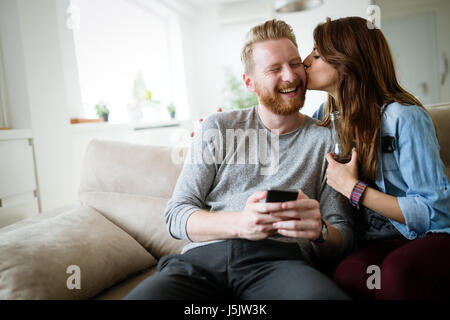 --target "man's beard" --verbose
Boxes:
[254,80,306,116]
